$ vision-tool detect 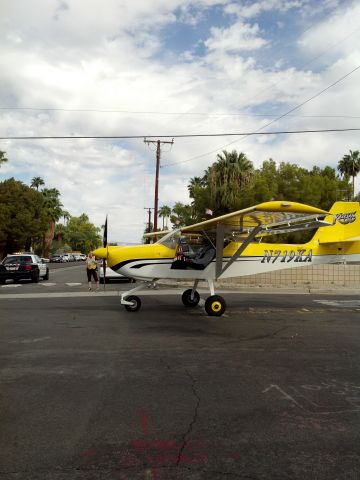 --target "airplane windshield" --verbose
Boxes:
[157,230,181,250]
